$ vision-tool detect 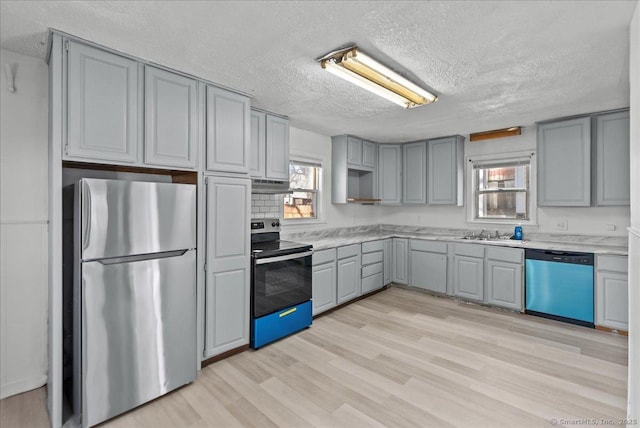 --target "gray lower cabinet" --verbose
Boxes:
[265,114,290,180]
[206,85,250,174]
[144,65,198,169]
[392,238,409,284]
[537,117,591,206]
[383,239,392,285]
[378,144,402,204]
[595,255,628,331]
[249,110,266,178]
[595,110,630,206]
[312,248,337,315]
[65,40,139,164]
[361,240,384,294]
[427,136,464,205]
[402,141,427,204]
[204,175,251,358]
[409,240,448,293]
[485,247,523,310]
[337,244,362,304]
[452,243,485,301]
